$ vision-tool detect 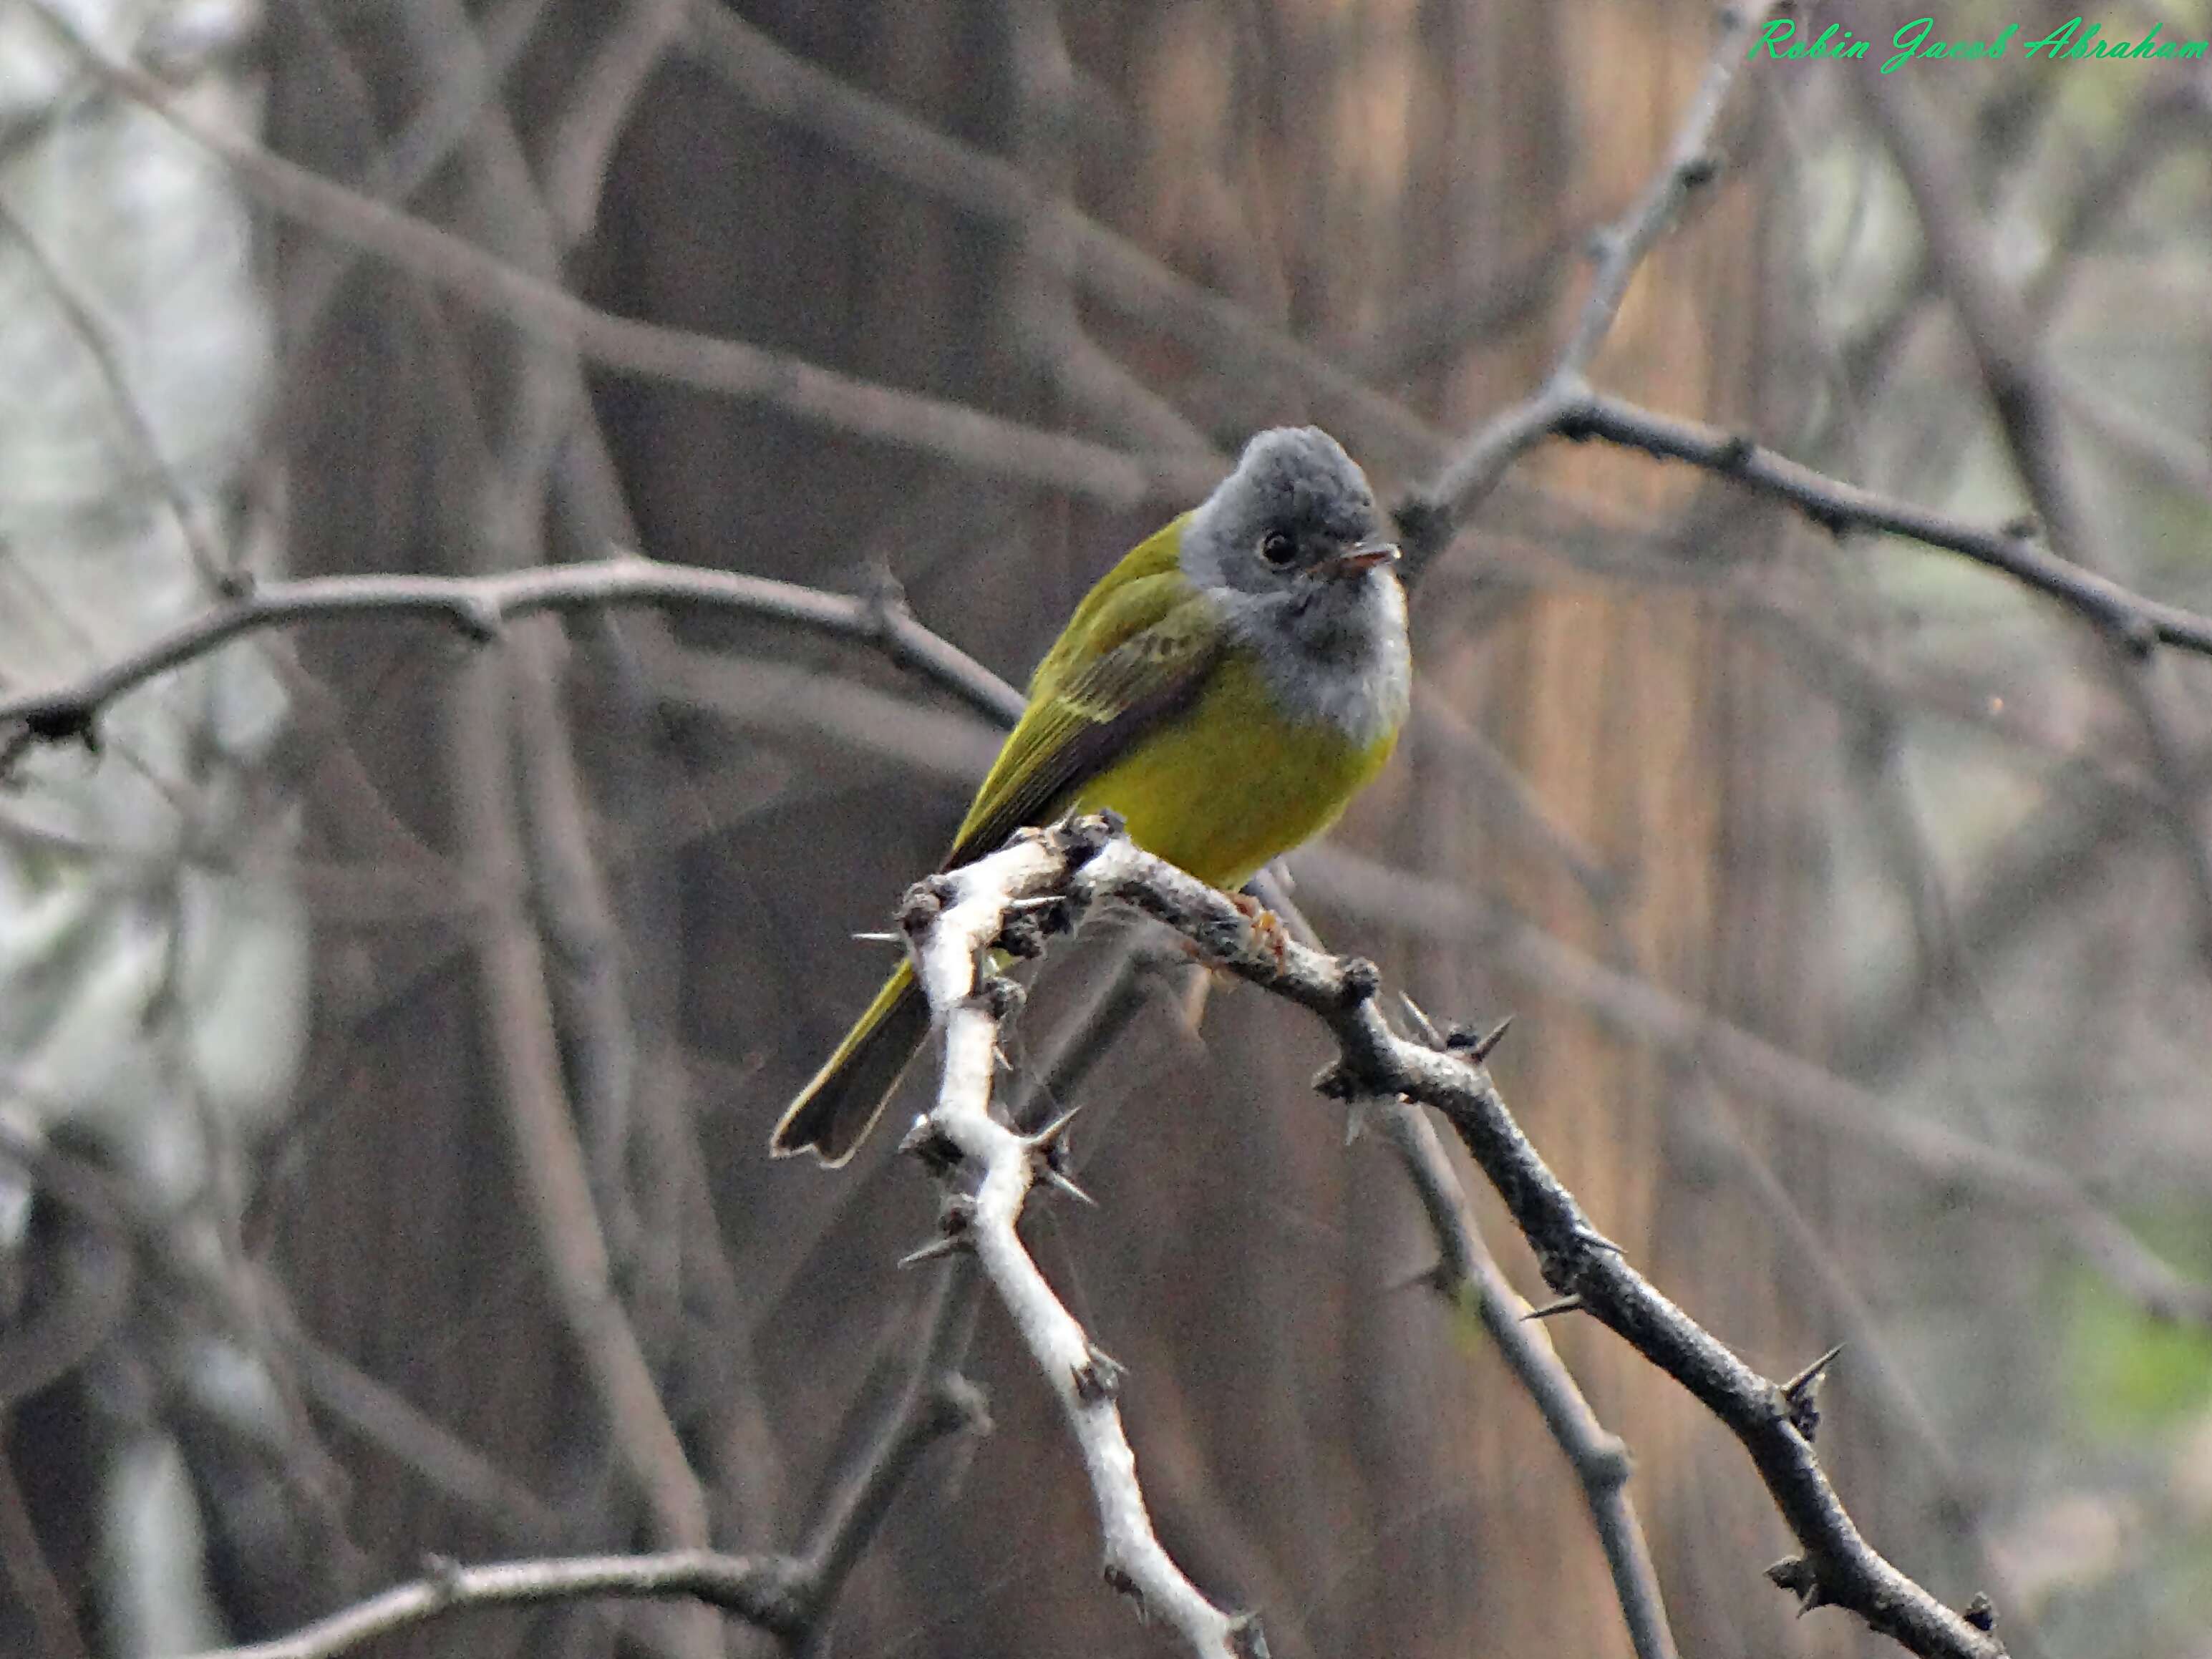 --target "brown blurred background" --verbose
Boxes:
[4,1,2211,1657]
